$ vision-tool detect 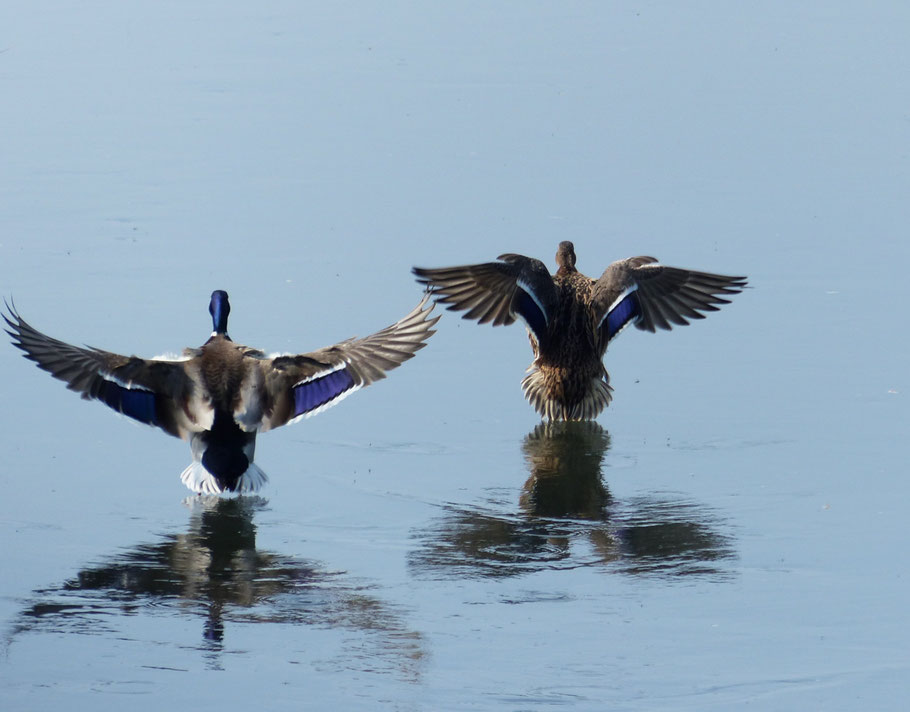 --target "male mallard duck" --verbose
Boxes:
[4,291,438,494]
[414,241,746,420]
